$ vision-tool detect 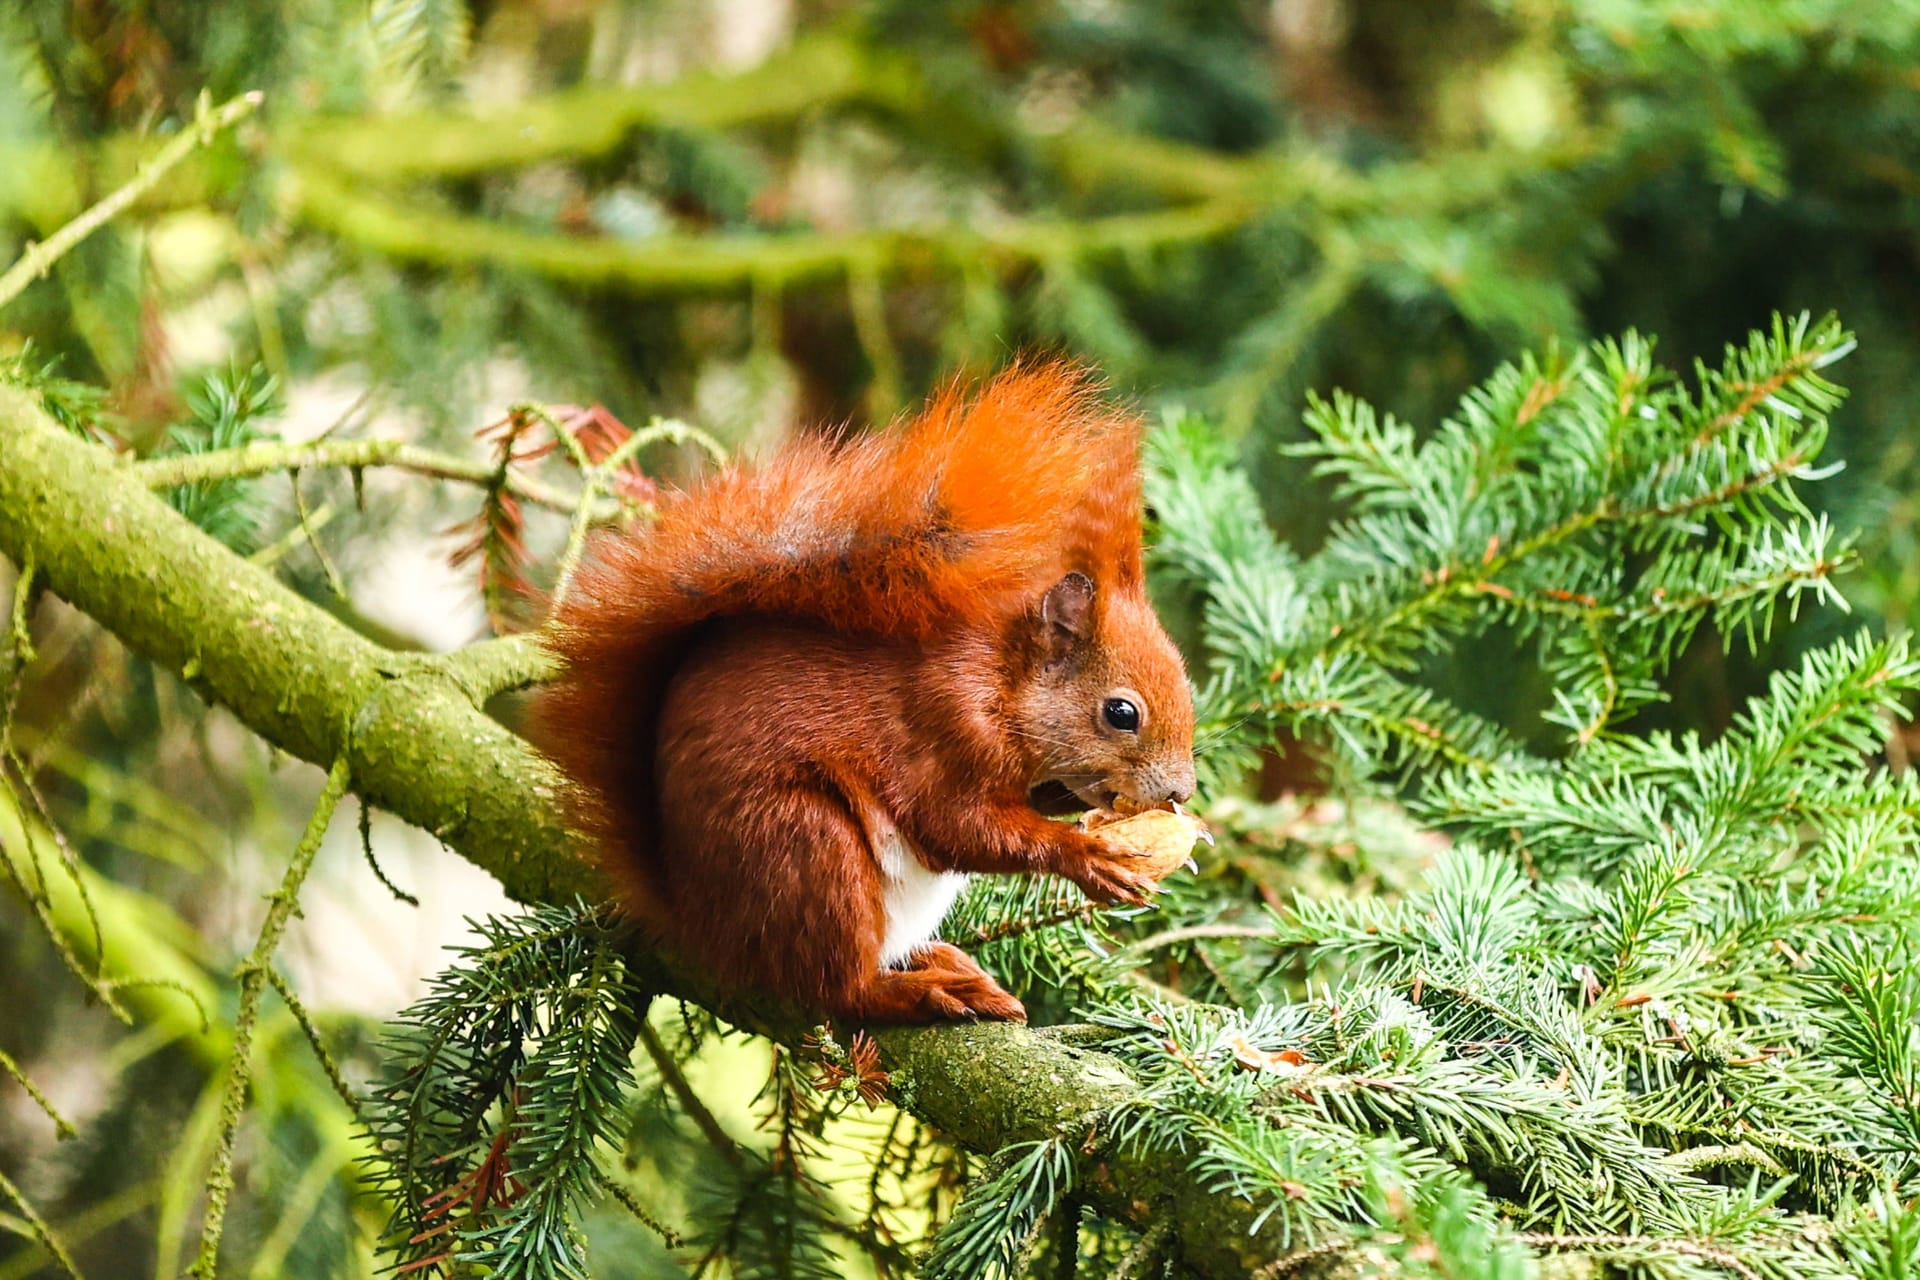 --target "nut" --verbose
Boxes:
[1084,806,1209,881]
